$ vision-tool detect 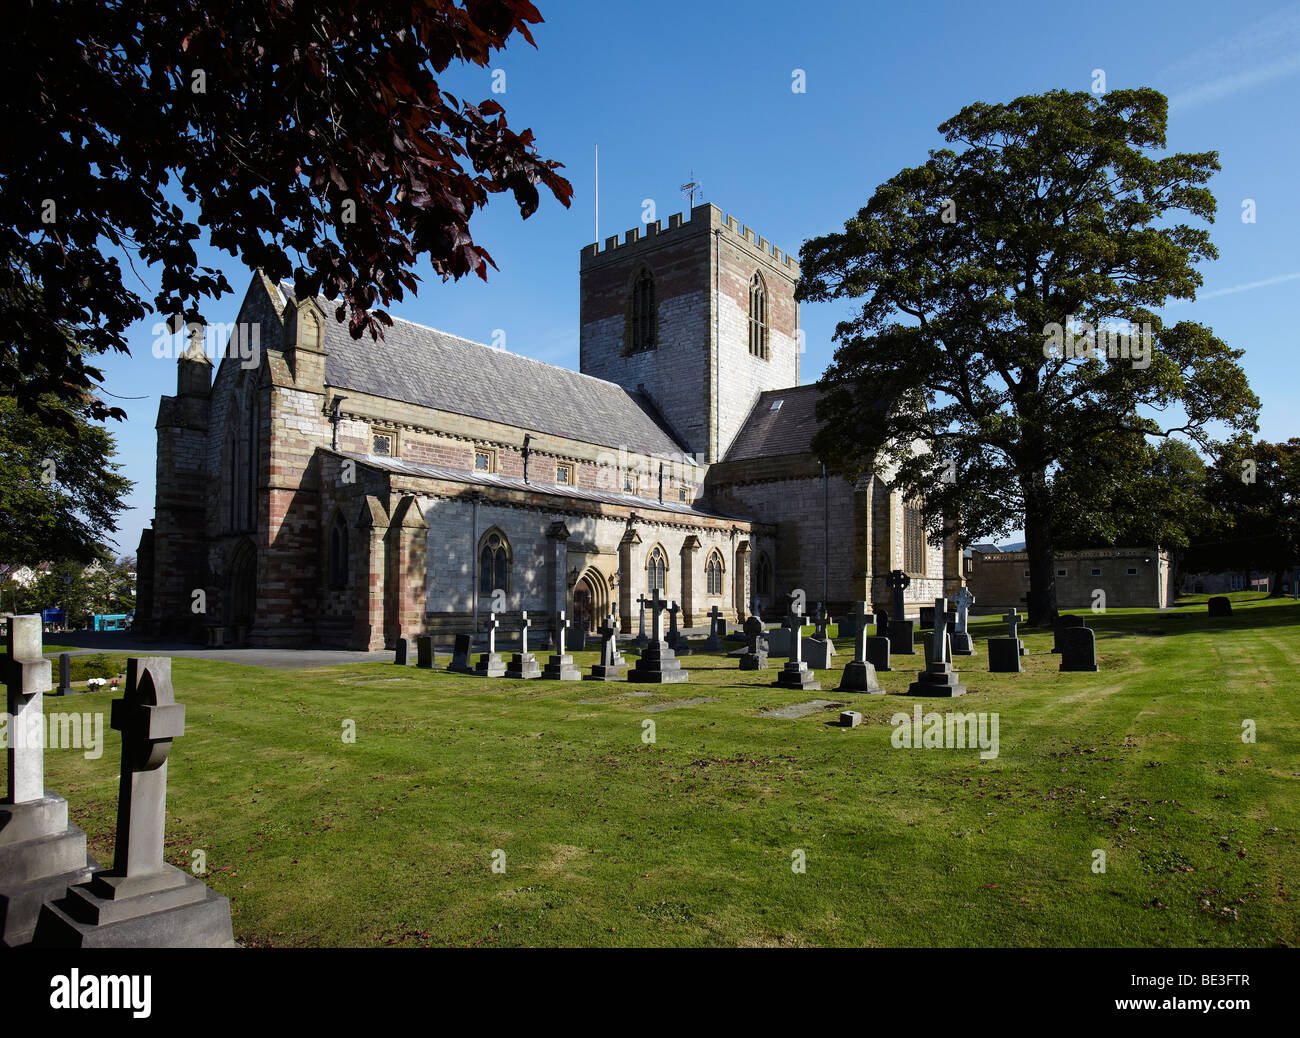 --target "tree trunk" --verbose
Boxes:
[1269,570,1284,597]
[1023,473,1058,626]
